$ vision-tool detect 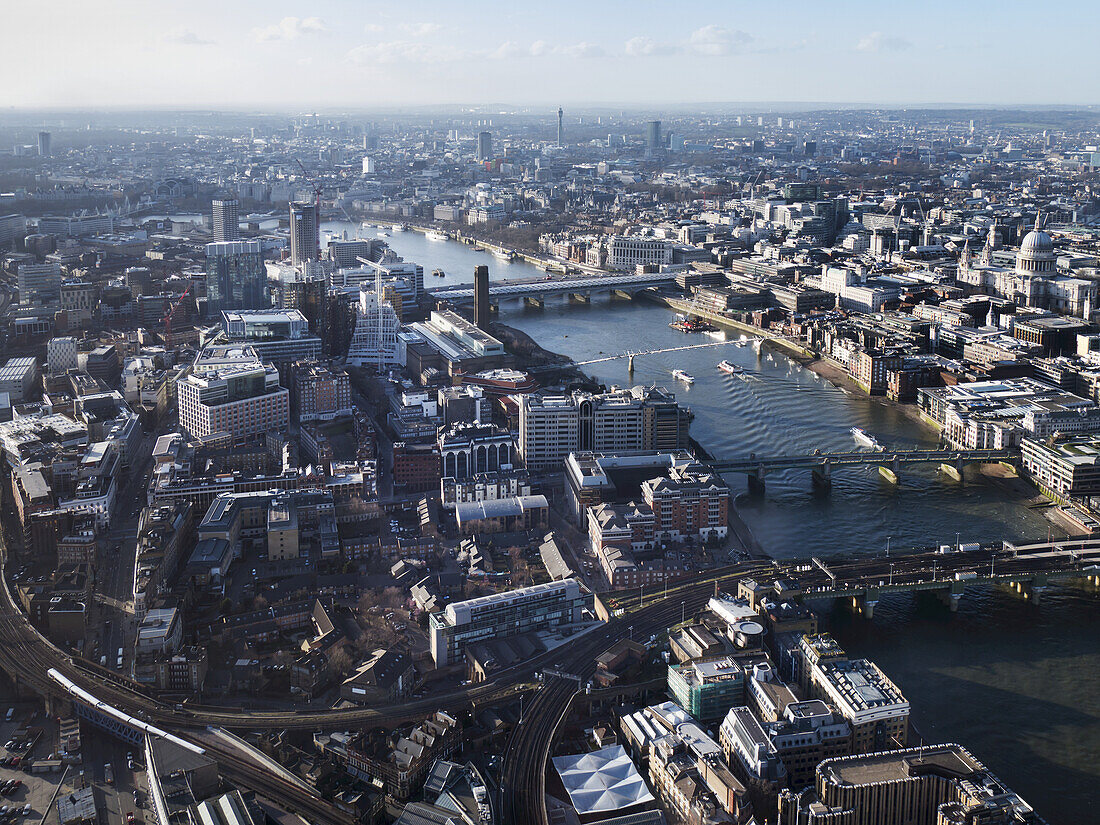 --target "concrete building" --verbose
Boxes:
[518,395,579,473]
[802,636,908,754]
[0,357,38,402]
[222,309,322,364]
[211,198,240,242]
[1021,434,1100,497]
[777,743,1044,825]
[289,201,320,265]
[429,578,586,666]
[918,378,1100,449]
[18,261,61,304]
[47,337,78,377]
[520,388,690,474]
[177,346,289,442]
